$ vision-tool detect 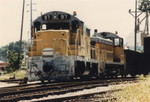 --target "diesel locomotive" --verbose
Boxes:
[27,11,125,81]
